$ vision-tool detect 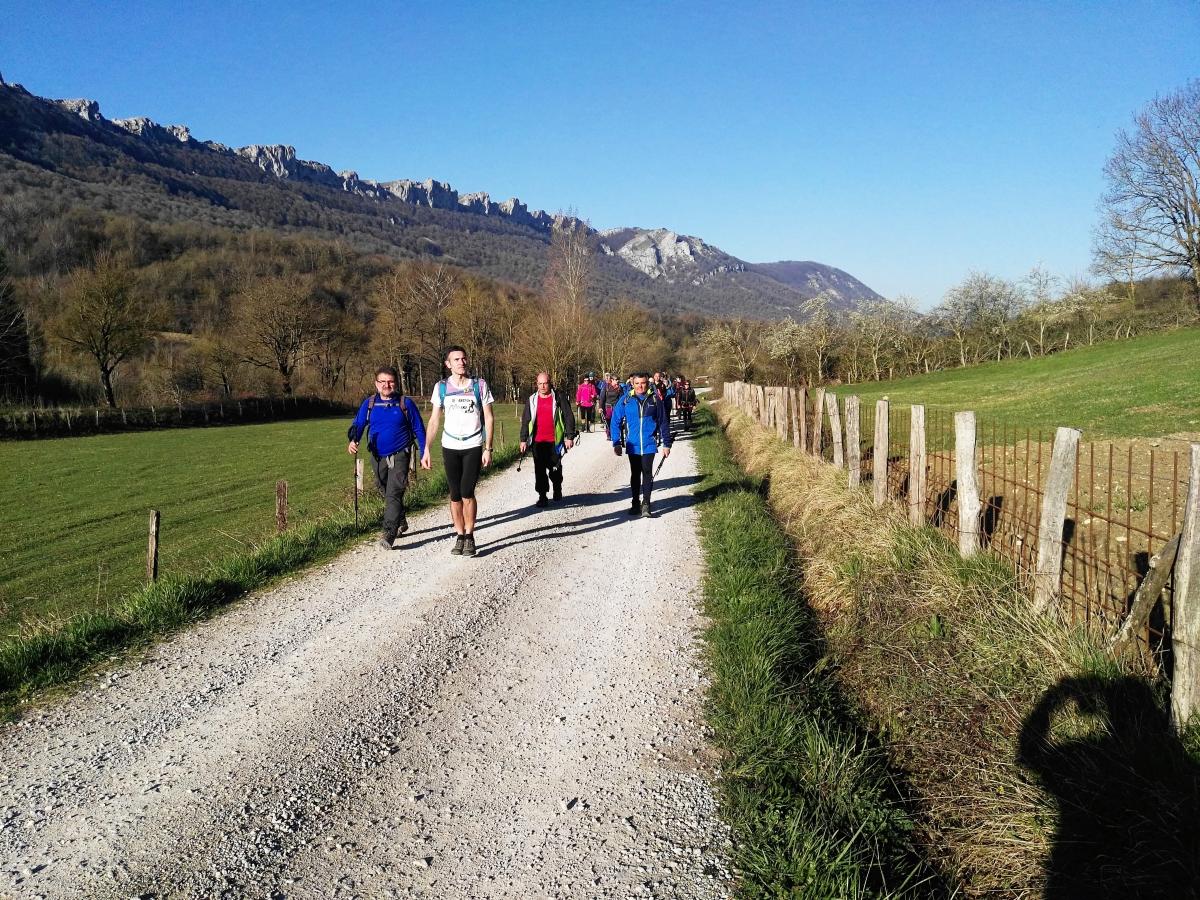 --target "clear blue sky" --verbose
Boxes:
[4,1,1198,307]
